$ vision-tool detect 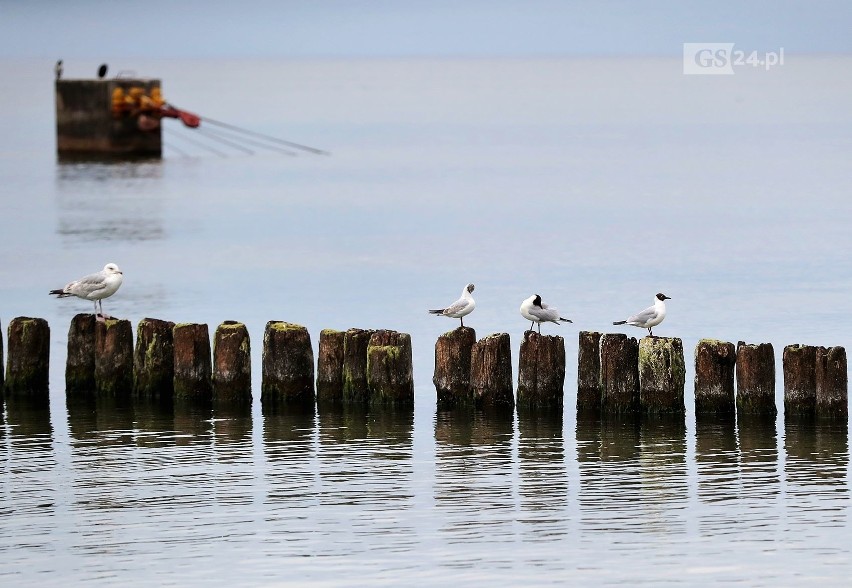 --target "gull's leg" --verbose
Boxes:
[460,316,464,328]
